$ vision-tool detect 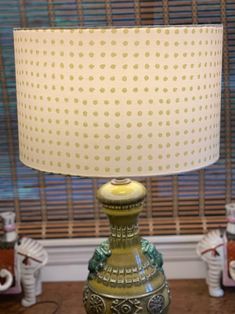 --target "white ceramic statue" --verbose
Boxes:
[197,203,235,297]
[0,212,48,307]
